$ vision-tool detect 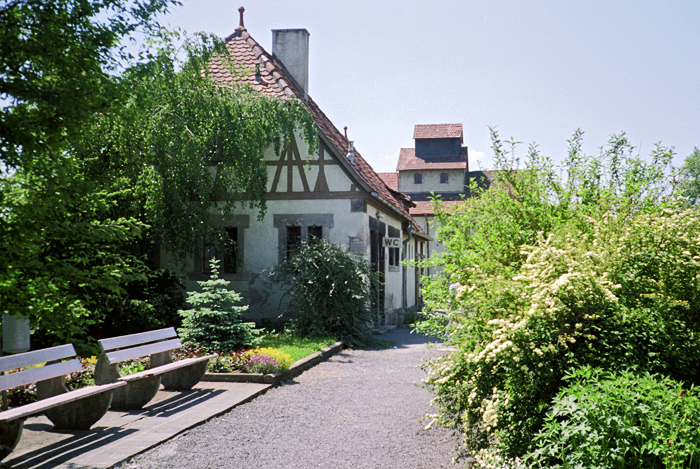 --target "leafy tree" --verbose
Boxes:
[678,147,700,205]
[0,0,178,347]
[276,241,375,347]
[0,1,318,348]
[178,258,259,352]
[0,0,178,169]
[76,34,318,260]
